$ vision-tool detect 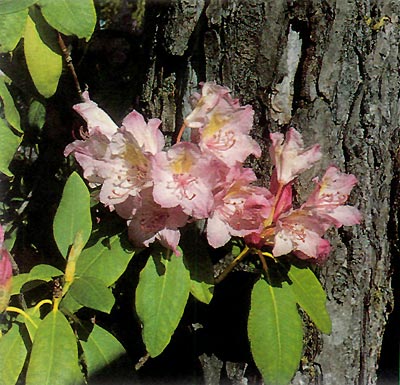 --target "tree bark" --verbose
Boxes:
[137,1,398,384]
